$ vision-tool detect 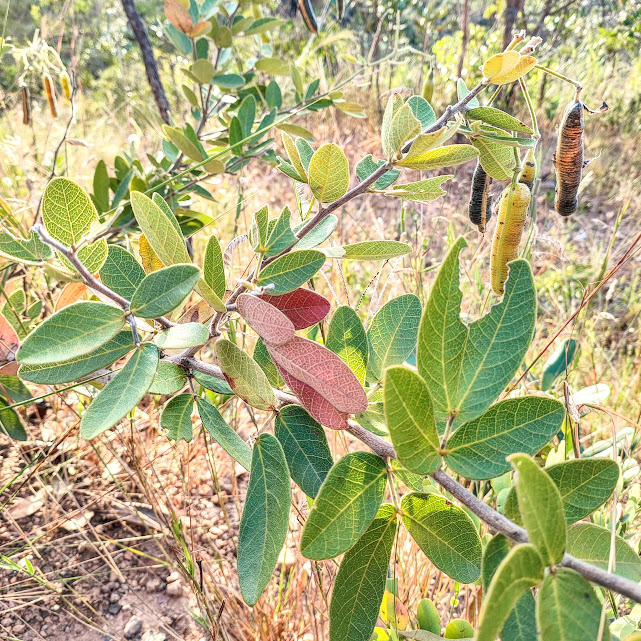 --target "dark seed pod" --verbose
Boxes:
[43,73,58,118]
[554,100,584,217]
[298,0,318,33]
[518,148,537,192]
[21,86,31,125]
[468,162,493,233]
